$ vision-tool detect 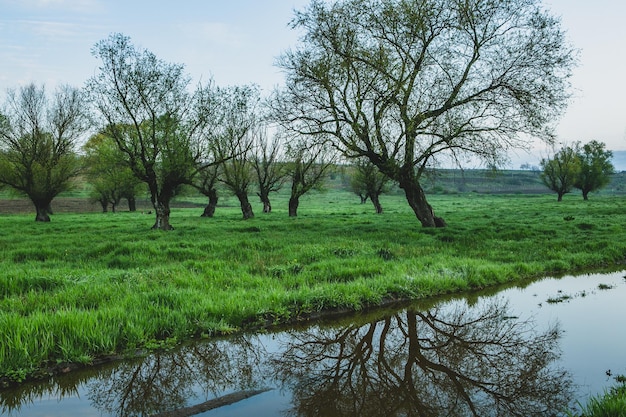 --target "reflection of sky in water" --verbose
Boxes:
[2,270,624,416]
[495,271,626,398]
